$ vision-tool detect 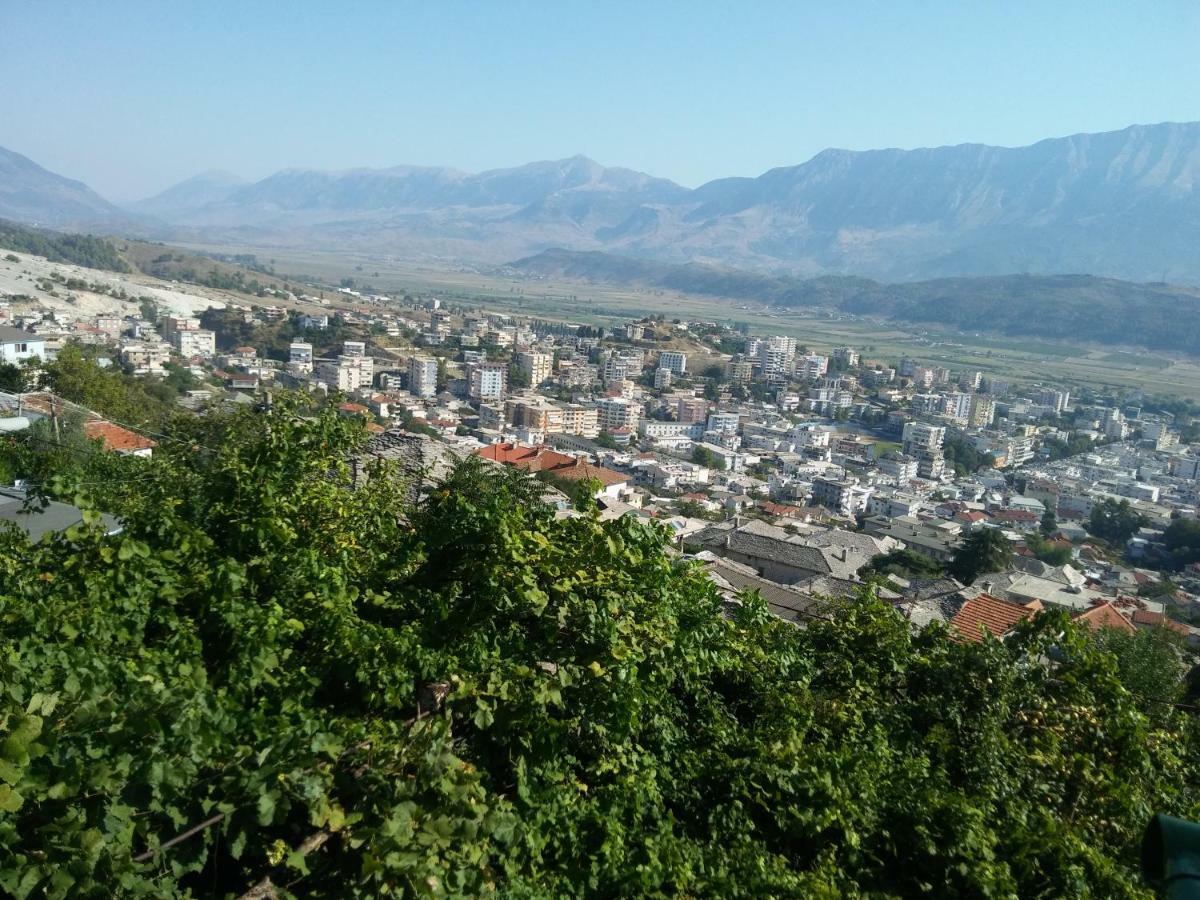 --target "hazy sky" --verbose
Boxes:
[3,1,1199,200]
